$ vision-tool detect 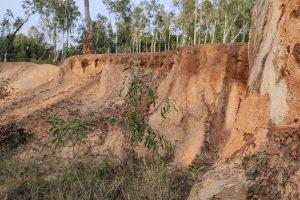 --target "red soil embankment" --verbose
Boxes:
[0,43,249,167]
